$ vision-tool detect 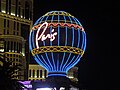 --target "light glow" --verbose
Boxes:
[2,10,6,13]
[11,13,15,16]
